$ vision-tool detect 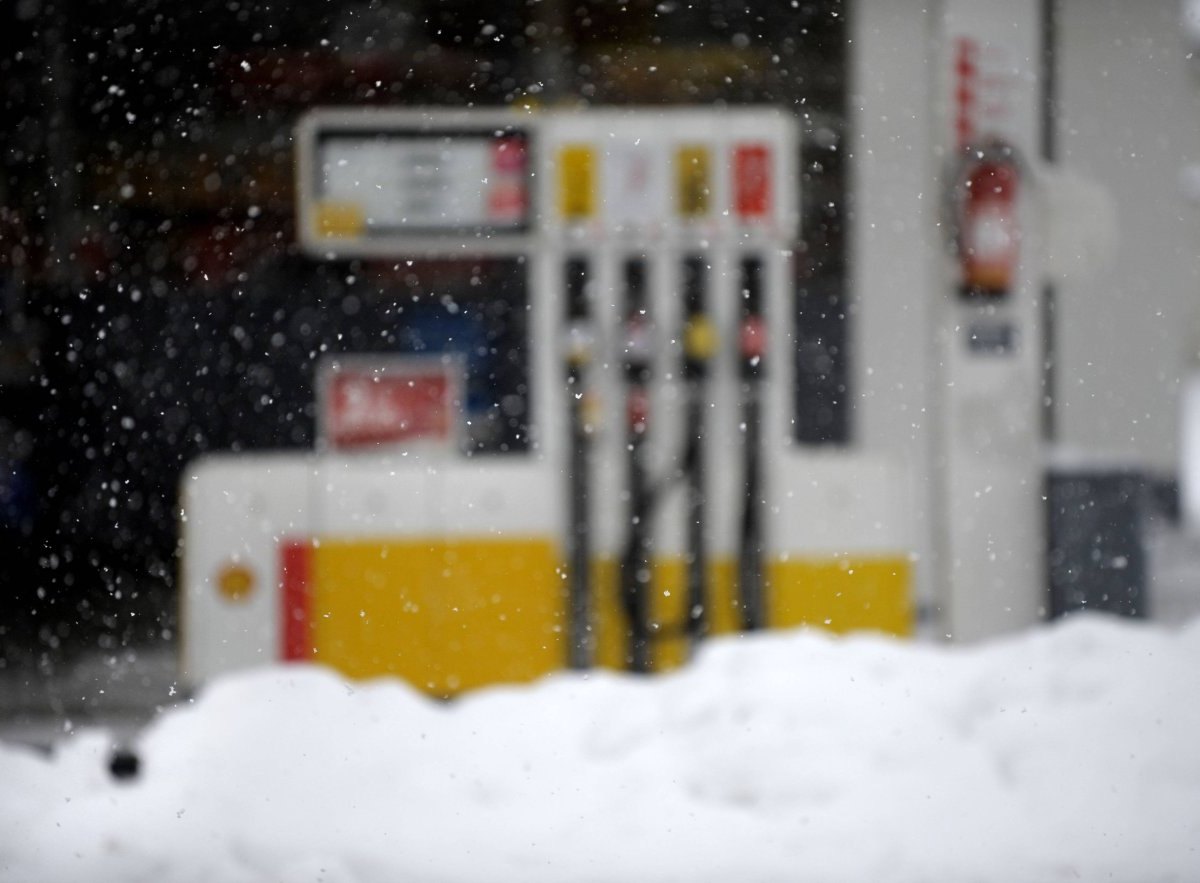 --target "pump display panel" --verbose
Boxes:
[297,112,534,255]
[314,130,530,236]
